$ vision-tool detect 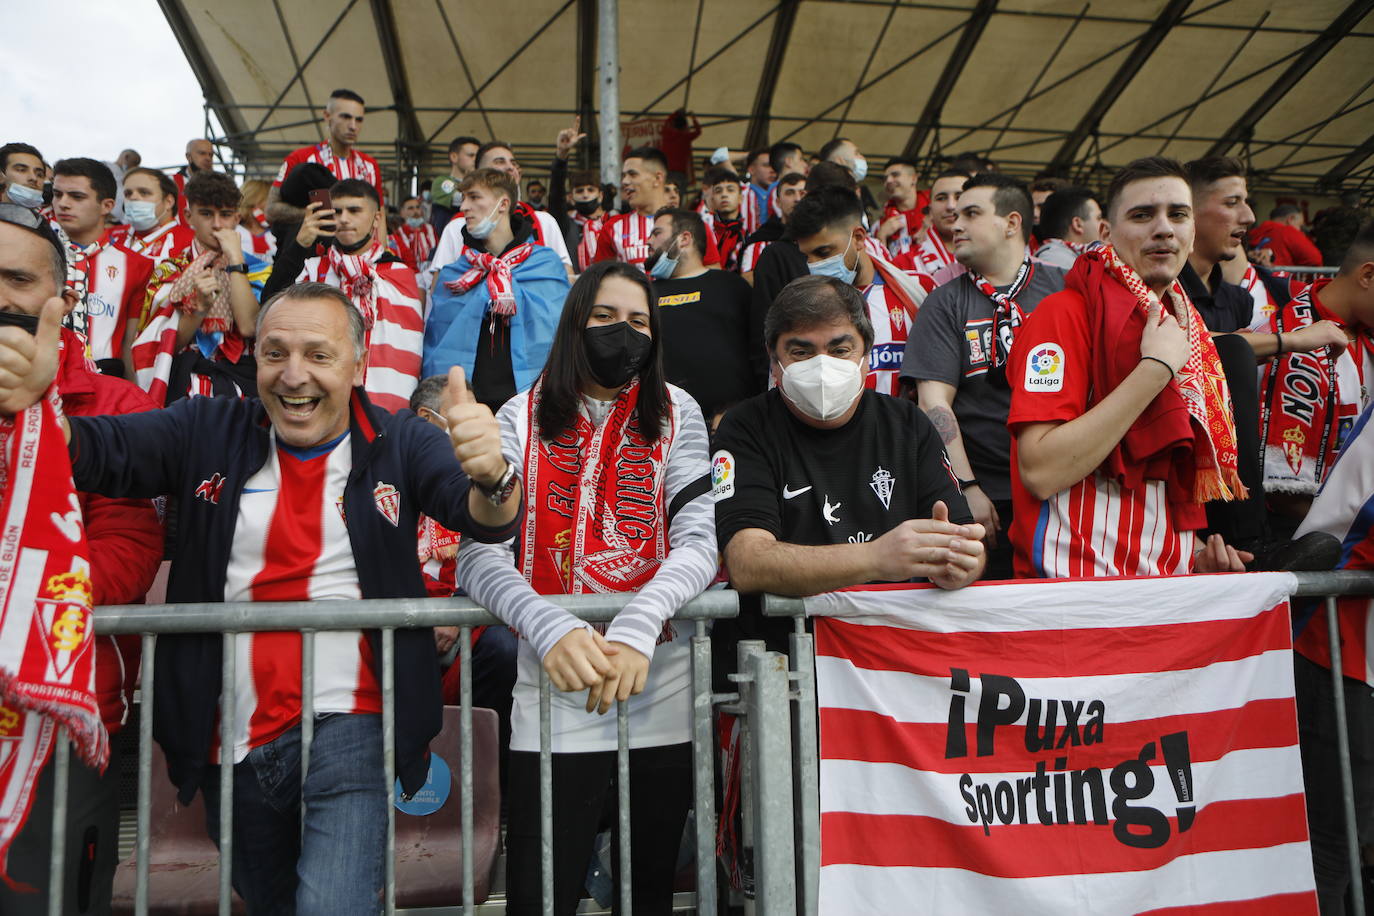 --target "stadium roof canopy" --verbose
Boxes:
[160,0,1374,197]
